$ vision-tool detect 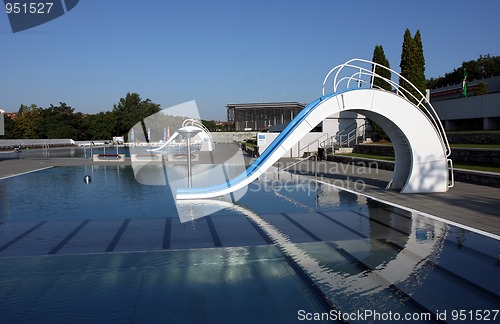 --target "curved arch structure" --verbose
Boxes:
[339,89,449,193]
[176,59,452,200]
